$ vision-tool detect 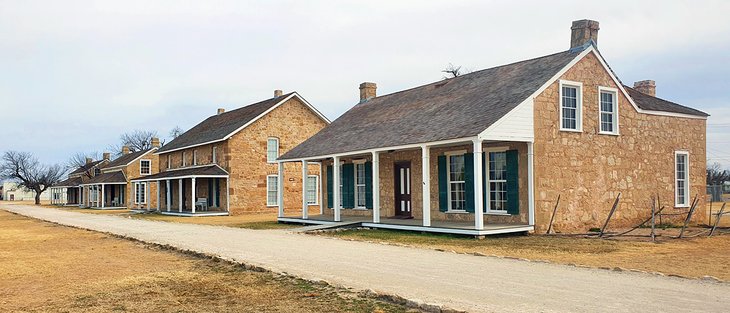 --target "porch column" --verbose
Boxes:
[277,162,284,218]
[473,139,484,230]
[301,160,308,219]
[178,179,183,212]
[372,151,380,224]
[318,162,324,215]
[101,184,105,208]
[191,178,196,213]
[166,180,171,212]
[527,141,535,226]
[333,156,341,222]
[421,145,431,227]
[156,181,161,211]
[226,177,230,212]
